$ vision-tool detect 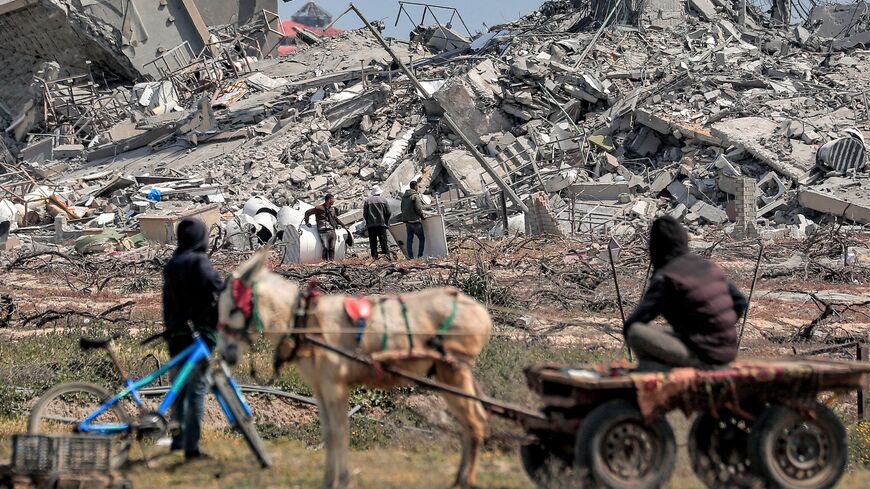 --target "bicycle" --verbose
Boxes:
[27,331,271,468]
